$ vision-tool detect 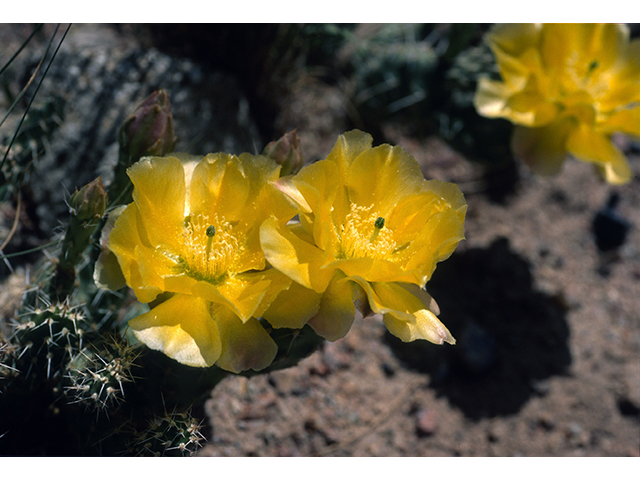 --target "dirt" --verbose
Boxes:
[2,24,639,457]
